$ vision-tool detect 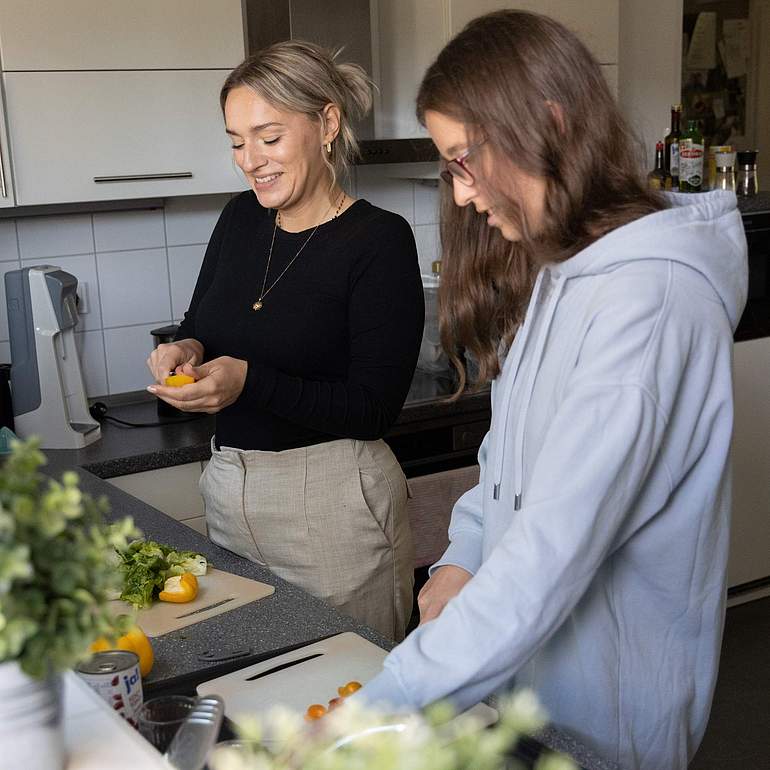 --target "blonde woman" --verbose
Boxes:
[147,41,423,641]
